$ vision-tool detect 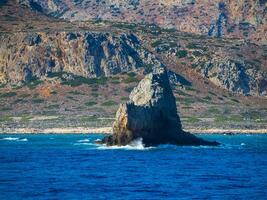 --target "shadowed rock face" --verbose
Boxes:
[100,67,219,146]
